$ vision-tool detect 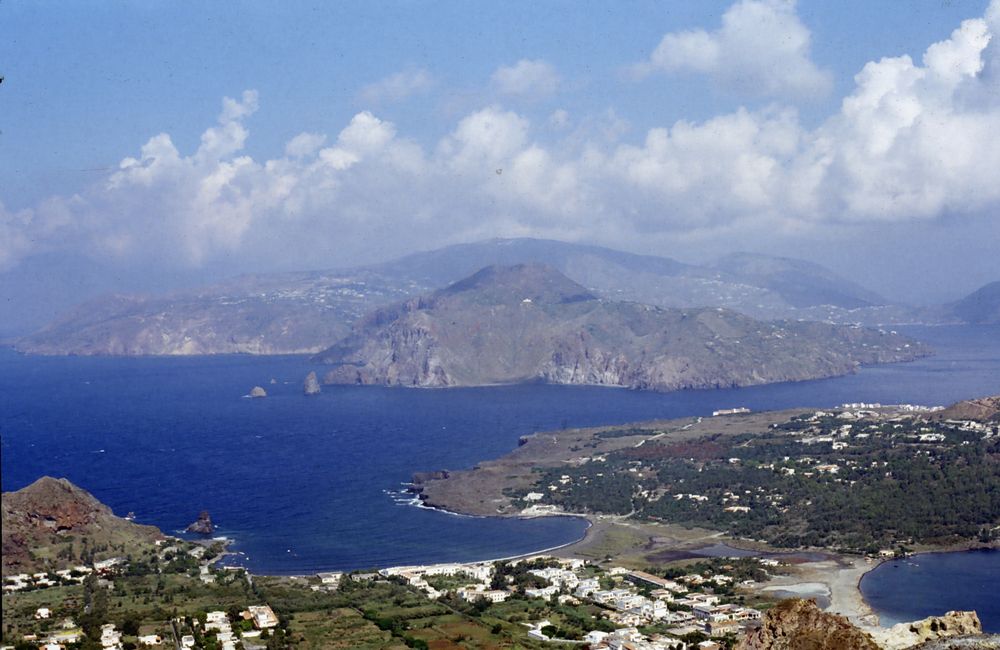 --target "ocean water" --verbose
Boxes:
[860,549,1000,632]
[2,324,999,576]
